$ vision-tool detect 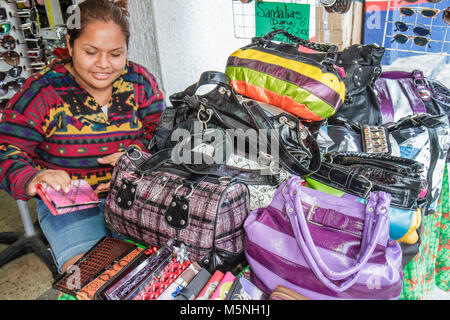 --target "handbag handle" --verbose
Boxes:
[283,177,390,292]
[169,71,231,107]
[259,29,337,54]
